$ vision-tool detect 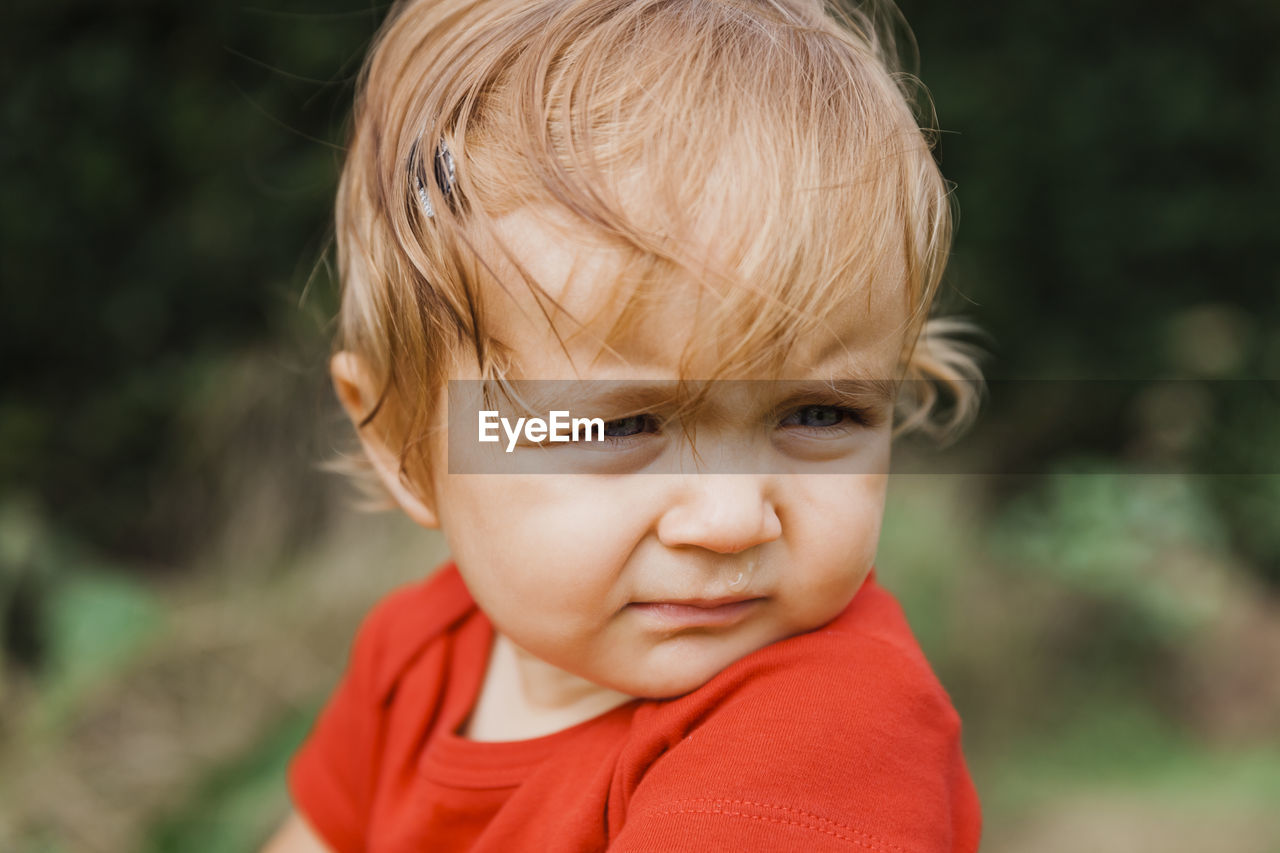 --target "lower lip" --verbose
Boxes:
[628,599,762,627]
